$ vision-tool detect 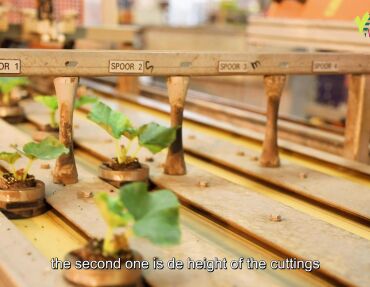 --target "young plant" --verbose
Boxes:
[34,95,58,128]
[95,182,181,256]
[0,136,69,182]
[35,94,97,129]
[0,77,29,106]
[87,102,176,164]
